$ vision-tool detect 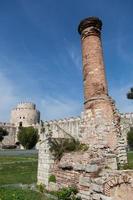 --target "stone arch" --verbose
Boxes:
[103,174,132,199]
